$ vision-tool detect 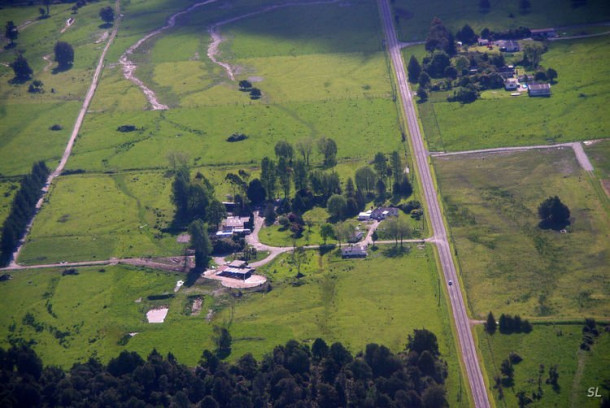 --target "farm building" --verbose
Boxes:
[531,28,557,39]
[341,245,368,259]
[217,216,252,237]
[498,40,519,52]
[504,78,519,90]
[358,210,372,221]
[370,207,399,221]
[219,260,255,280]
[528,83,551,97]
